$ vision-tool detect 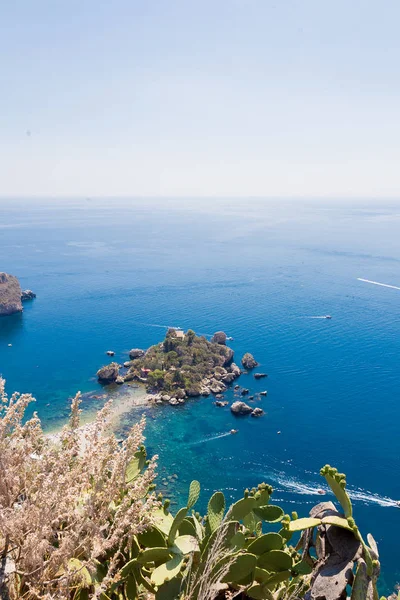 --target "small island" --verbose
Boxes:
[98,329,240,396]
[96,329,265,415]
[0,272,36,316]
